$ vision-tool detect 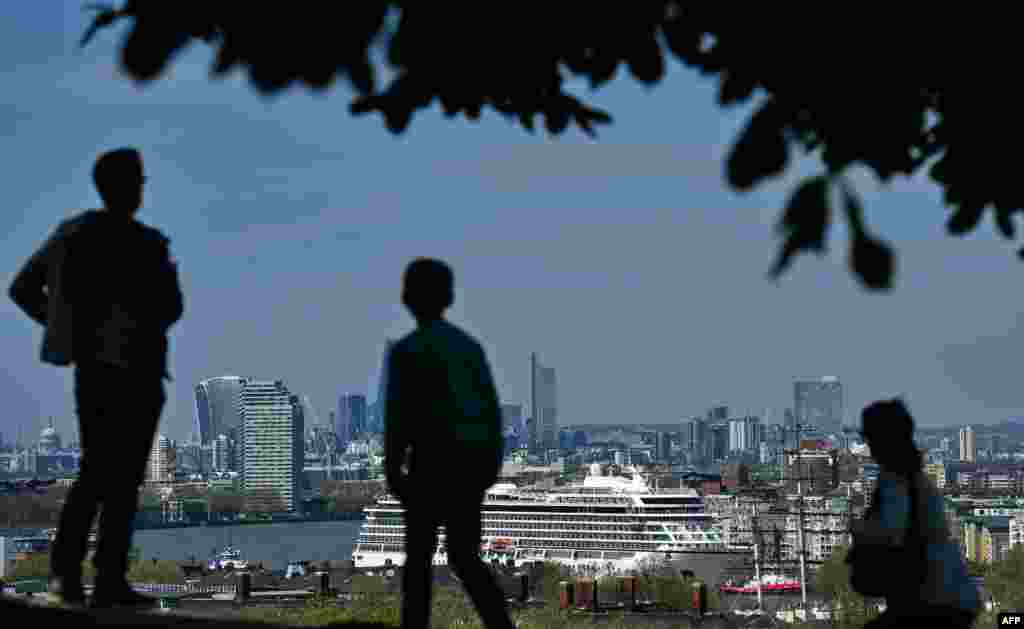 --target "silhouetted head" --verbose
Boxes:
[402,258,454,323]
[93,148,145,215]
[861,398,921,475]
